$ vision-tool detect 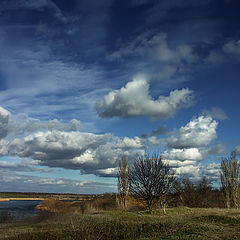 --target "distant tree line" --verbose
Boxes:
[117,151,240,213]
[171,176,223,208]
